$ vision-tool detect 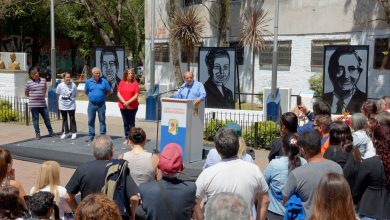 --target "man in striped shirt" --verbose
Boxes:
[25,67,54,140]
